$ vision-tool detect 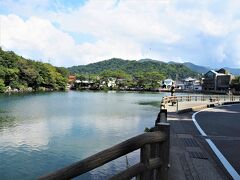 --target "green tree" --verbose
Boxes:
[0,79,6,93]
[232,76,240,84]
[133,71,165,89]
[144,71,165,89]
[0,48,69,92]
